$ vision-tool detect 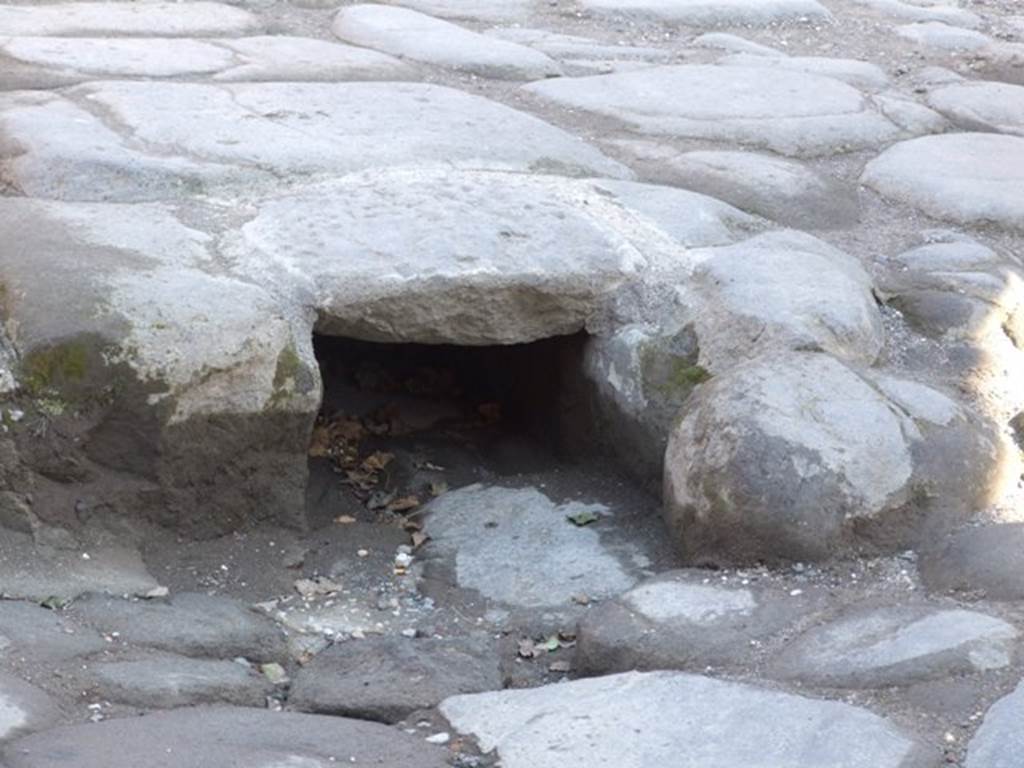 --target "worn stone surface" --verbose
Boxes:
[290,635,502,722]
[524,65,934,157]
[89,657,274,708]
[441,671,930,768]
[575,570,818,674]
[578,0,831,25]
[0,673,61,744]
[0,36,418,89]
[0,81,628,202]
[925,81,1024,136]
[966,679,1024,768]
[896,21,991,51]
[71,593,287,661]
[3,706,449,767]
[663,352,1002,564]
[769,605,1019,687]
[381,0,532,22]
[848,0,981,28]
[0,2,260,37]
[0,601,104,661]
[862,133,1024,231]
[332,5,560,80]
[919,524,1024,601]
[717,52,890,90]
[613,143,860,228]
